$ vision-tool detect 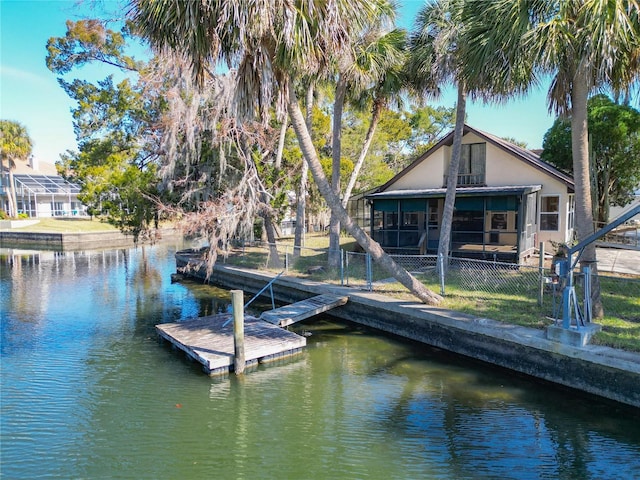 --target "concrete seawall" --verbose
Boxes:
[0,230,135,250]
[177,251,640,409]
